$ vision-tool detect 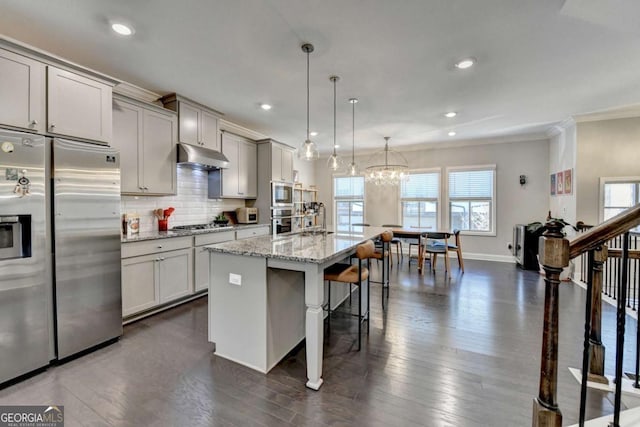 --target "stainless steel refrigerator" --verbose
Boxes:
[52,138,122,360]
[0,130,122,384]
